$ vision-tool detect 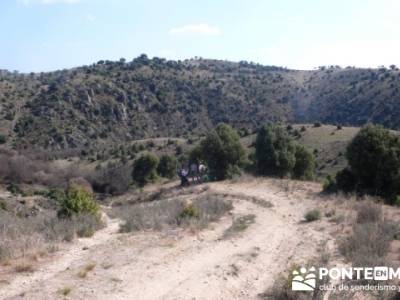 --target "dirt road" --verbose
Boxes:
[0,178,337,299]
